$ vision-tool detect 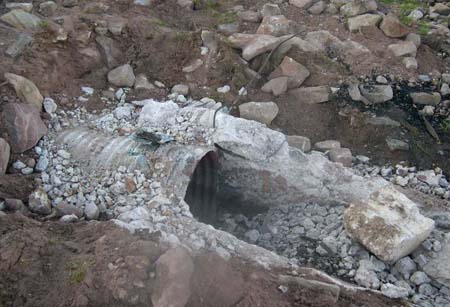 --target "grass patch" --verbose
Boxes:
[212,10,237,24]
[38,20,49,29]
[68,261,90,284]
[440,121,450,135]
[417,21,430,35]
